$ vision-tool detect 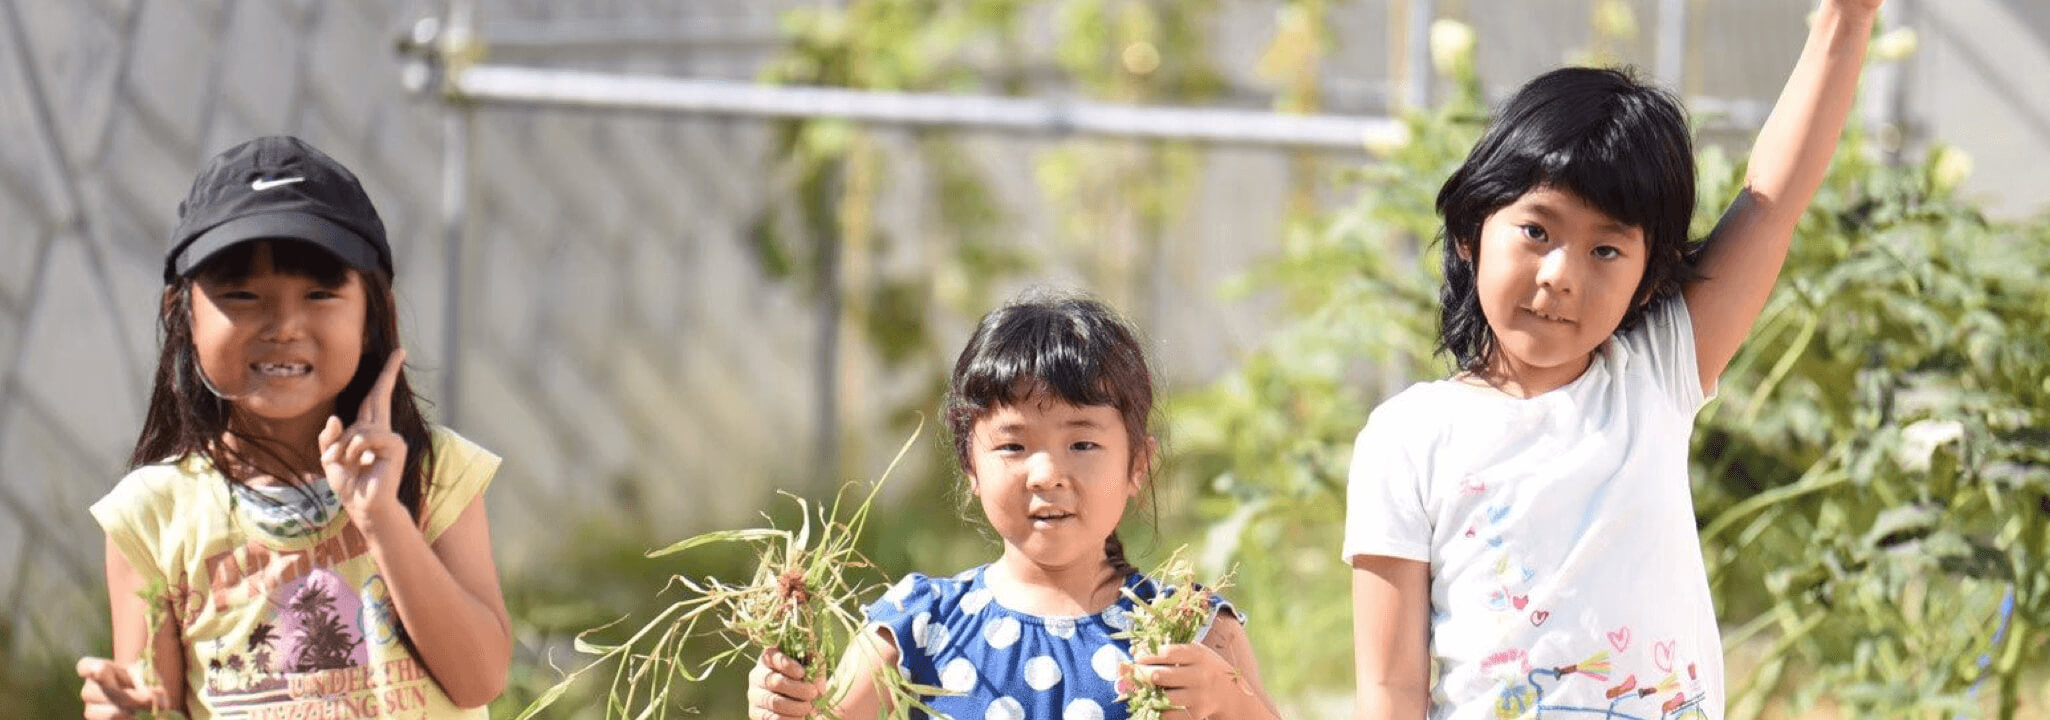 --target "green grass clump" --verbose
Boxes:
[1114,547,1236,720]
[515,427,945,720]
